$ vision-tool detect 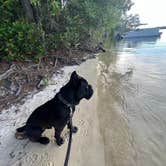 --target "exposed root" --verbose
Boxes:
[0,64,18,81]
[0,51,88,111]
